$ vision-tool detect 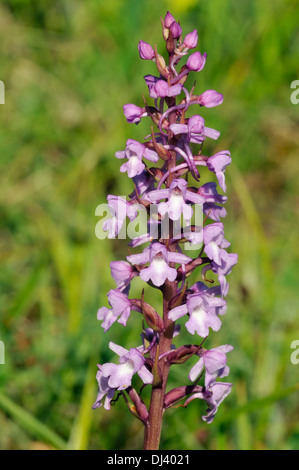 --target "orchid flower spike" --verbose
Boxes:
[93,12,237,450]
